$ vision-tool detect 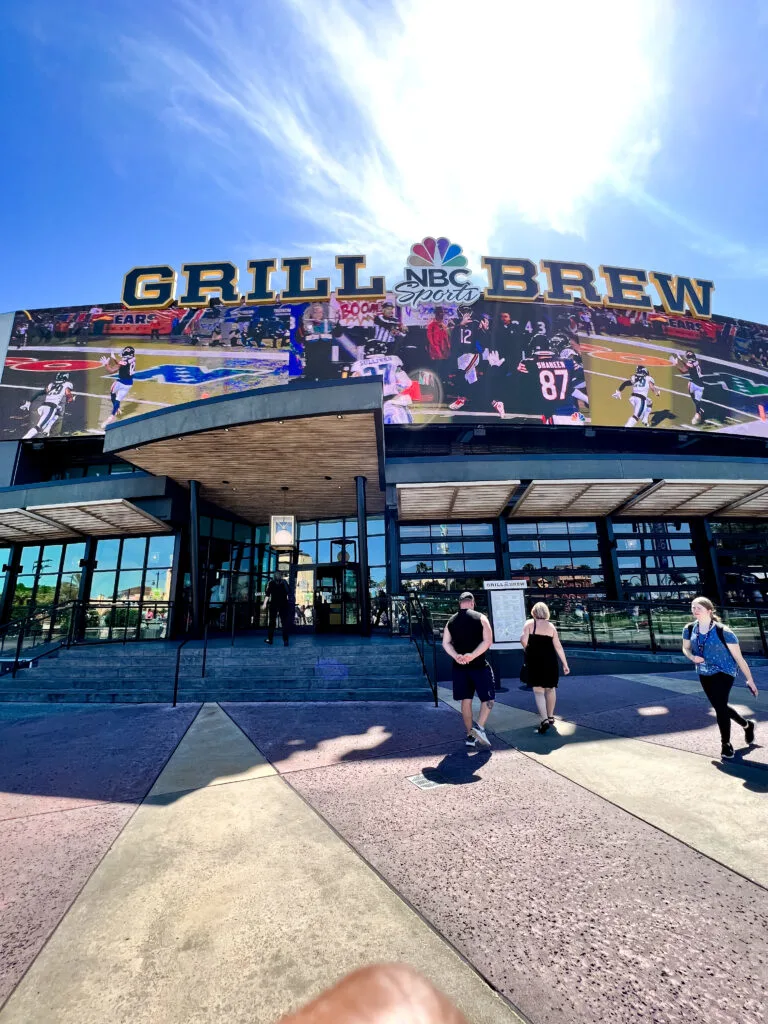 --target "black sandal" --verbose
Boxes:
[536,720,551,734]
